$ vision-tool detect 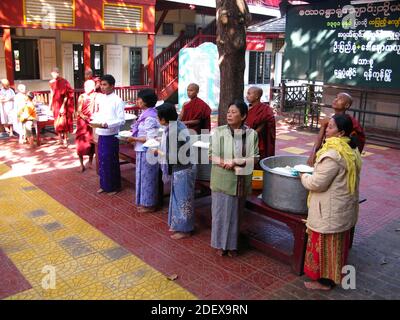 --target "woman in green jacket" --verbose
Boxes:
[209,100,259,257]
